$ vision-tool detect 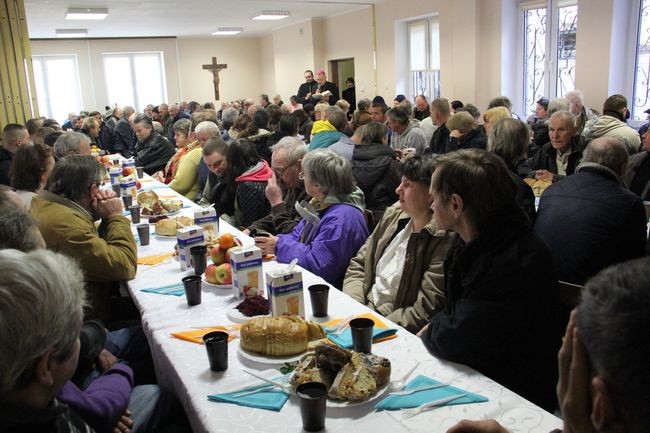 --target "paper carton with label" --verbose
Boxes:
[119,175,137,198]
[194,208,218,233]
[176,225,205,271]
[229,246,263,299]
[266,269,304,318]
